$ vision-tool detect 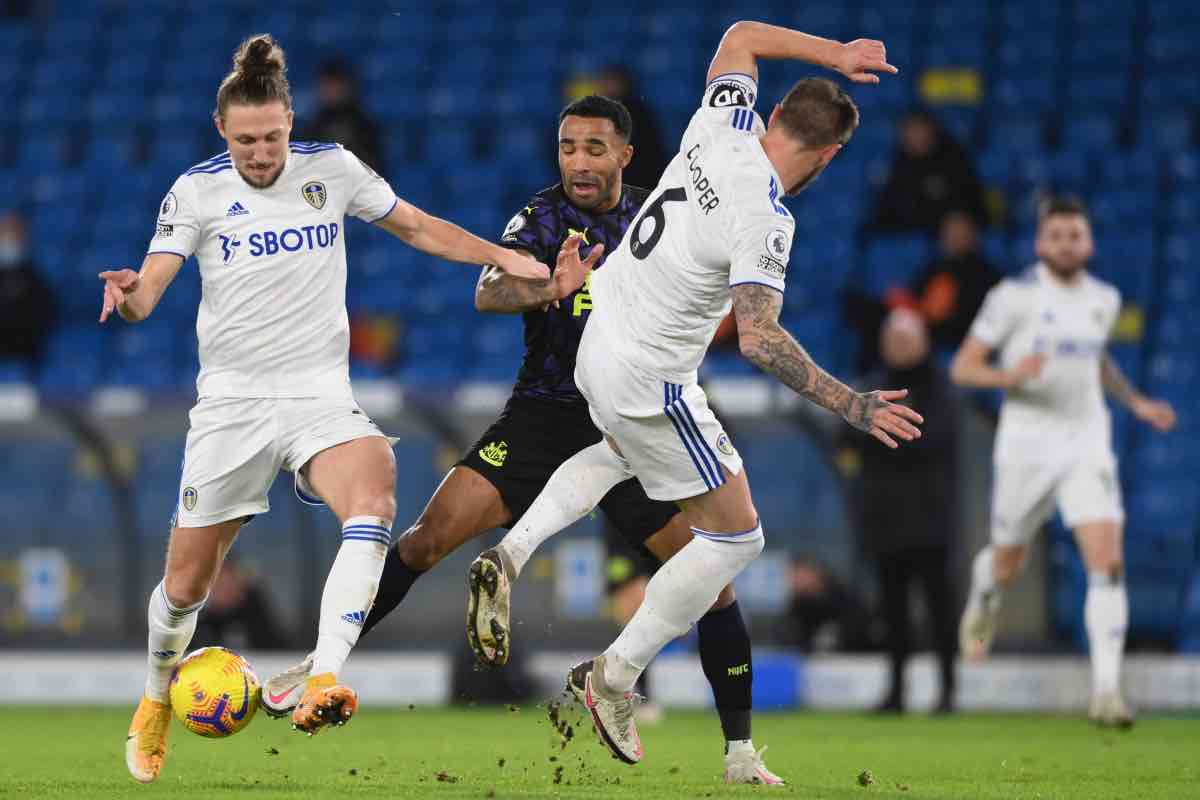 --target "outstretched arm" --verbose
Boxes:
[98,252,185,323]
[375,198,550,281]
[950,336,1045,390]
[1101,352,1177,432]
[475,236,602,314]
[732,283,922,448]
[708,21,897,85]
